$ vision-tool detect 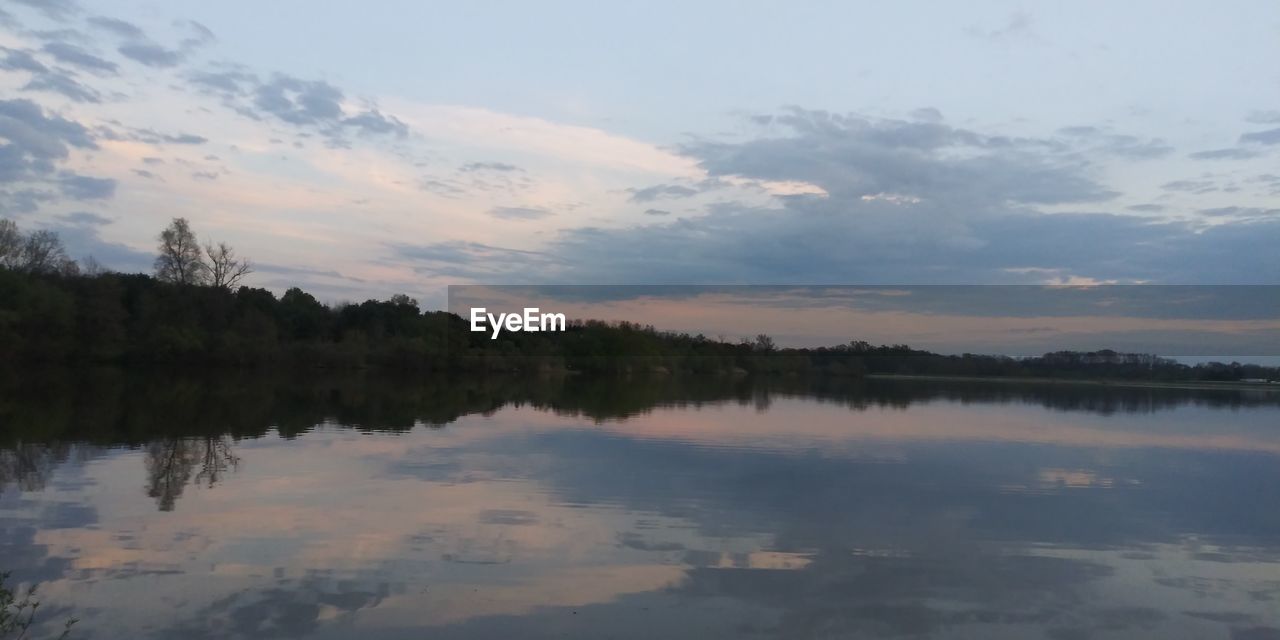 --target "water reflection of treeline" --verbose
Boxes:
[3,370,1279,511]
[4,369,1278,447]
